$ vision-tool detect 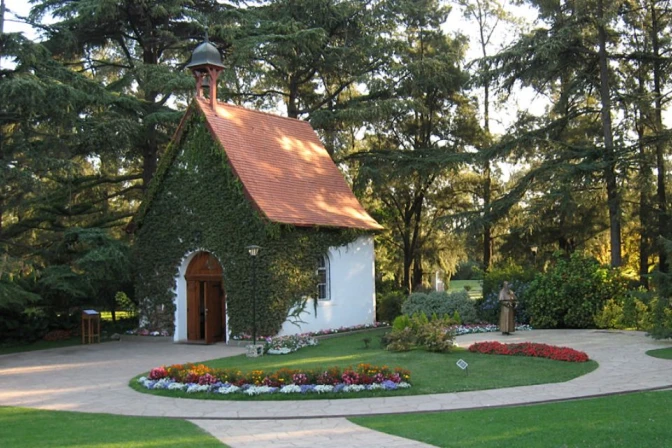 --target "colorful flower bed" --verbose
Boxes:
[138,362,412,396]
[468,341,590,362]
